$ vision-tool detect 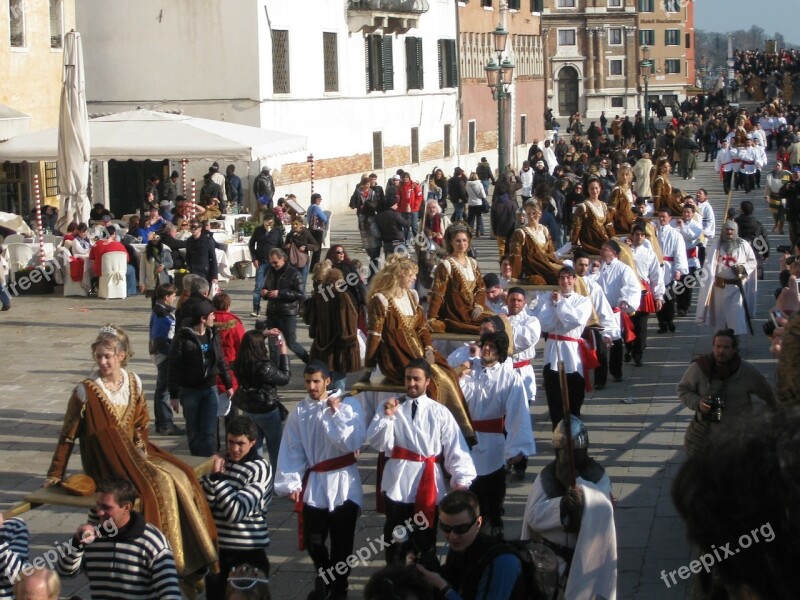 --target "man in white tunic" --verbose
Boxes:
[505,286,542,405]
[522,418,616,600]
[275,363,366,600]
[714,139,735,195]
[673,204,704,317]
[572,250,620,391]
[459,331,536,536]
[655,207,689,333]
[596,240,642,384]
[695,188,715,267]
[627,225,664,366]
[696,221,757,336]
[367,358,476,566]
[537,266,595,429]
